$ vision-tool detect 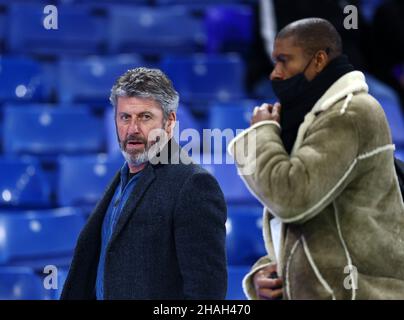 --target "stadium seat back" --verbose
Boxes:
[0,207,86,266]
[161,54,246,102]
[58,154,122,206]
[59,55,143,104]
[226,205,266,265]
[0,157,51,208]
[108,6,204,54]
[8,3,107,55]
[3,105,106,155]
